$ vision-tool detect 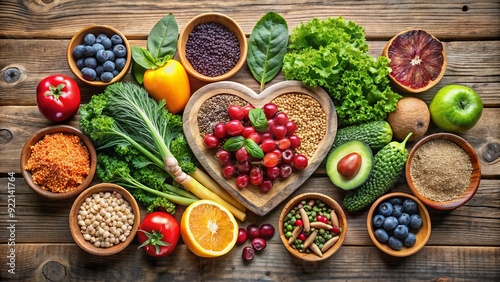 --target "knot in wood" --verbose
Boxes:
[483,142,500,162]
[42,261,67,281]
[0,129,13,144]
[2,67,21,83]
